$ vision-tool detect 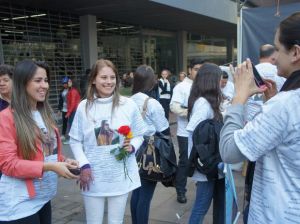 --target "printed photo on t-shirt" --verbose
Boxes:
[94,120,119,146]
[40,128,57,156]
